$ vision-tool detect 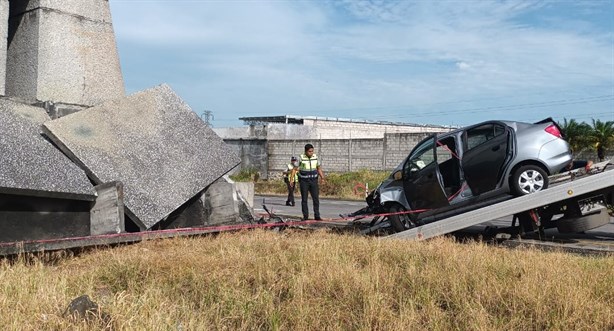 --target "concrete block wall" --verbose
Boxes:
[267,139,306,178]
[224,138,268,175]
[323,140,350,172]
[384,132,431,169]
[348,139,384,171]
[224,132,437,179]
[266,138,392,178]
[266,132,431,178]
